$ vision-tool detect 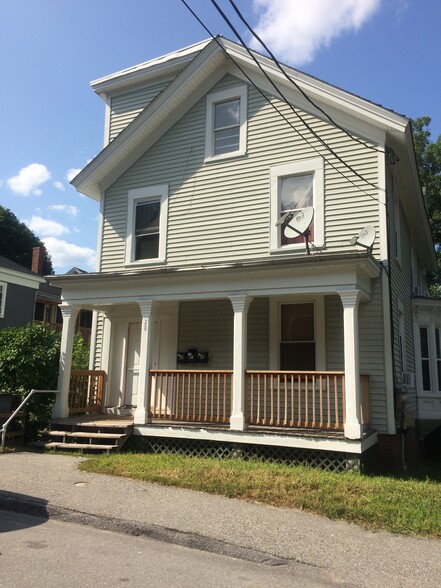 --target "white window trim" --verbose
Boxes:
[0,281,7,318]
[270,158,324,253]
[125,184,169,266]
[205,84,248,162]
